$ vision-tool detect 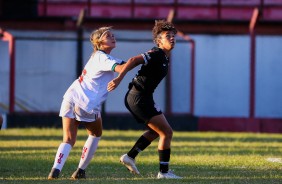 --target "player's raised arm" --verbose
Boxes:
[107,55,144,91]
